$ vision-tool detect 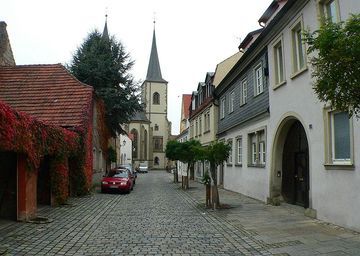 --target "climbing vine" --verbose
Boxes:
[0,100,80,204]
